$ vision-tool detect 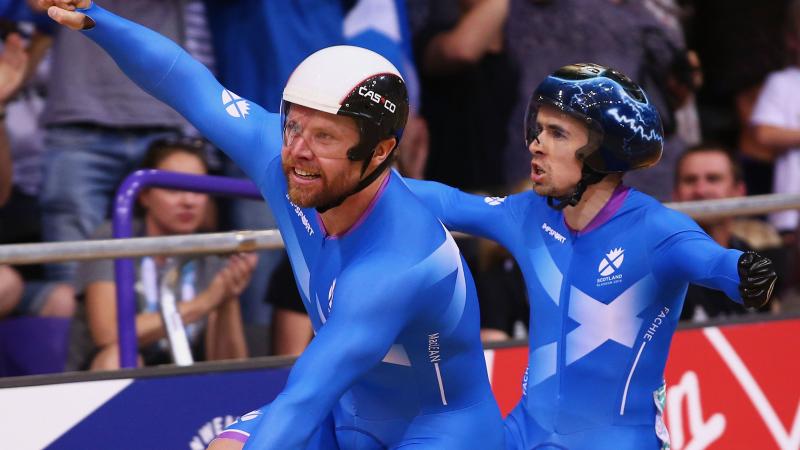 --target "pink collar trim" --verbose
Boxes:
[317,174,392,240]
[564,184,631,235]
